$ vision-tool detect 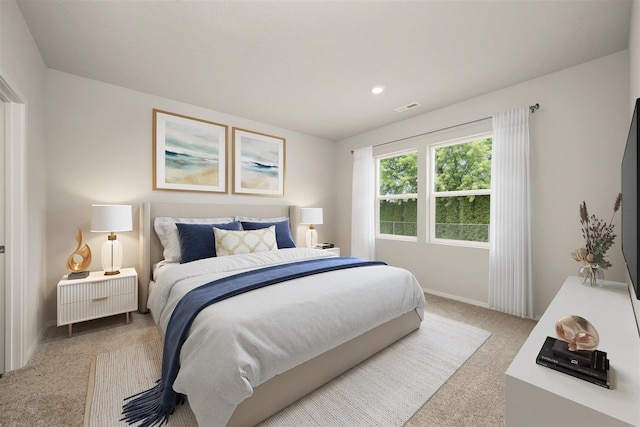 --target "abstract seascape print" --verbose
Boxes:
[164,120,220,186]
[153,109,227,193]
[232,128,285,196]
[239,135,279,191]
